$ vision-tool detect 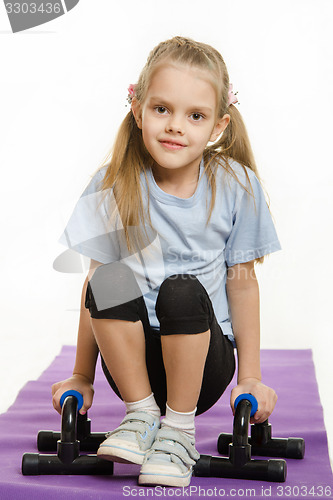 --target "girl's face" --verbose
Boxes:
[132,64,229,176]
